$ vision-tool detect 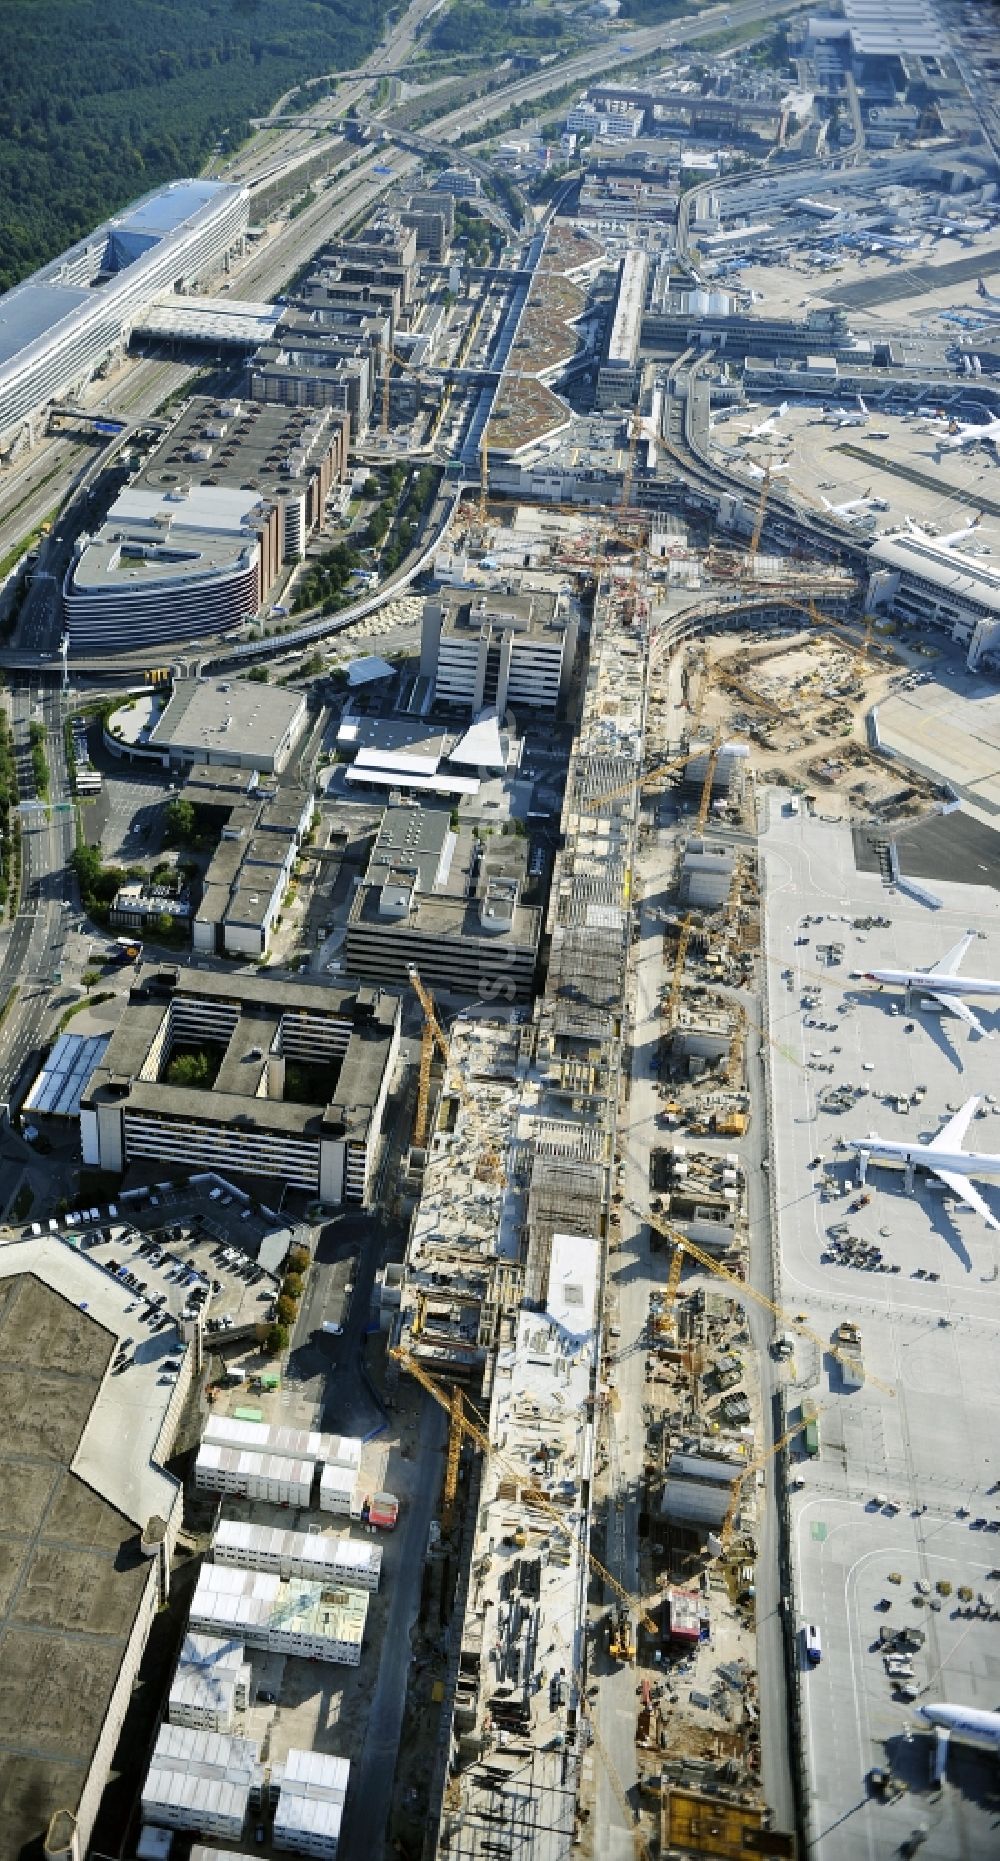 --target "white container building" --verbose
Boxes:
[169,1632,252,1732]
[189,1563,368,1665]
[141,1723,261,1840]
[213,1518,382,1591]
[272,1748,350,1858]
[194,1443,314,1507]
